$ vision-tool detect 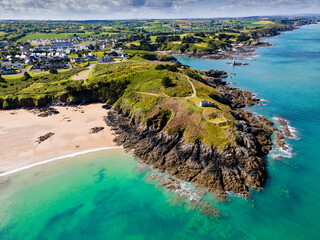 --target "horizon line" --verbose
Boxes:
[0,13,319,22]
